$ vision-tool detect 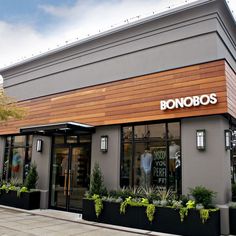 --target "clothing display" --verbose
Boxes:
[140,151,153,187]
[12,152,21,173]
[169,142,180,173]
